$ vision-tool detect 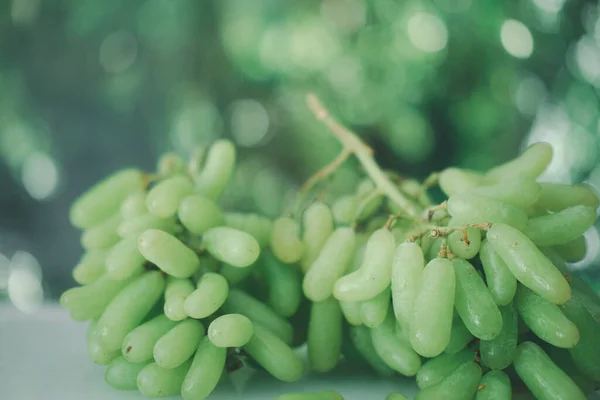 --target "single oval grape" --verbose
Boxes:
[208,314,254,348]
[146,175,194,218]
[203,227,260,268]
[138,229,200,278]
[391,242,425,332]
